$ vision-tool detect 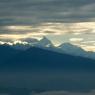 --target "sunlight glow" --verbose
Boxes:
[5,26,33,31]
